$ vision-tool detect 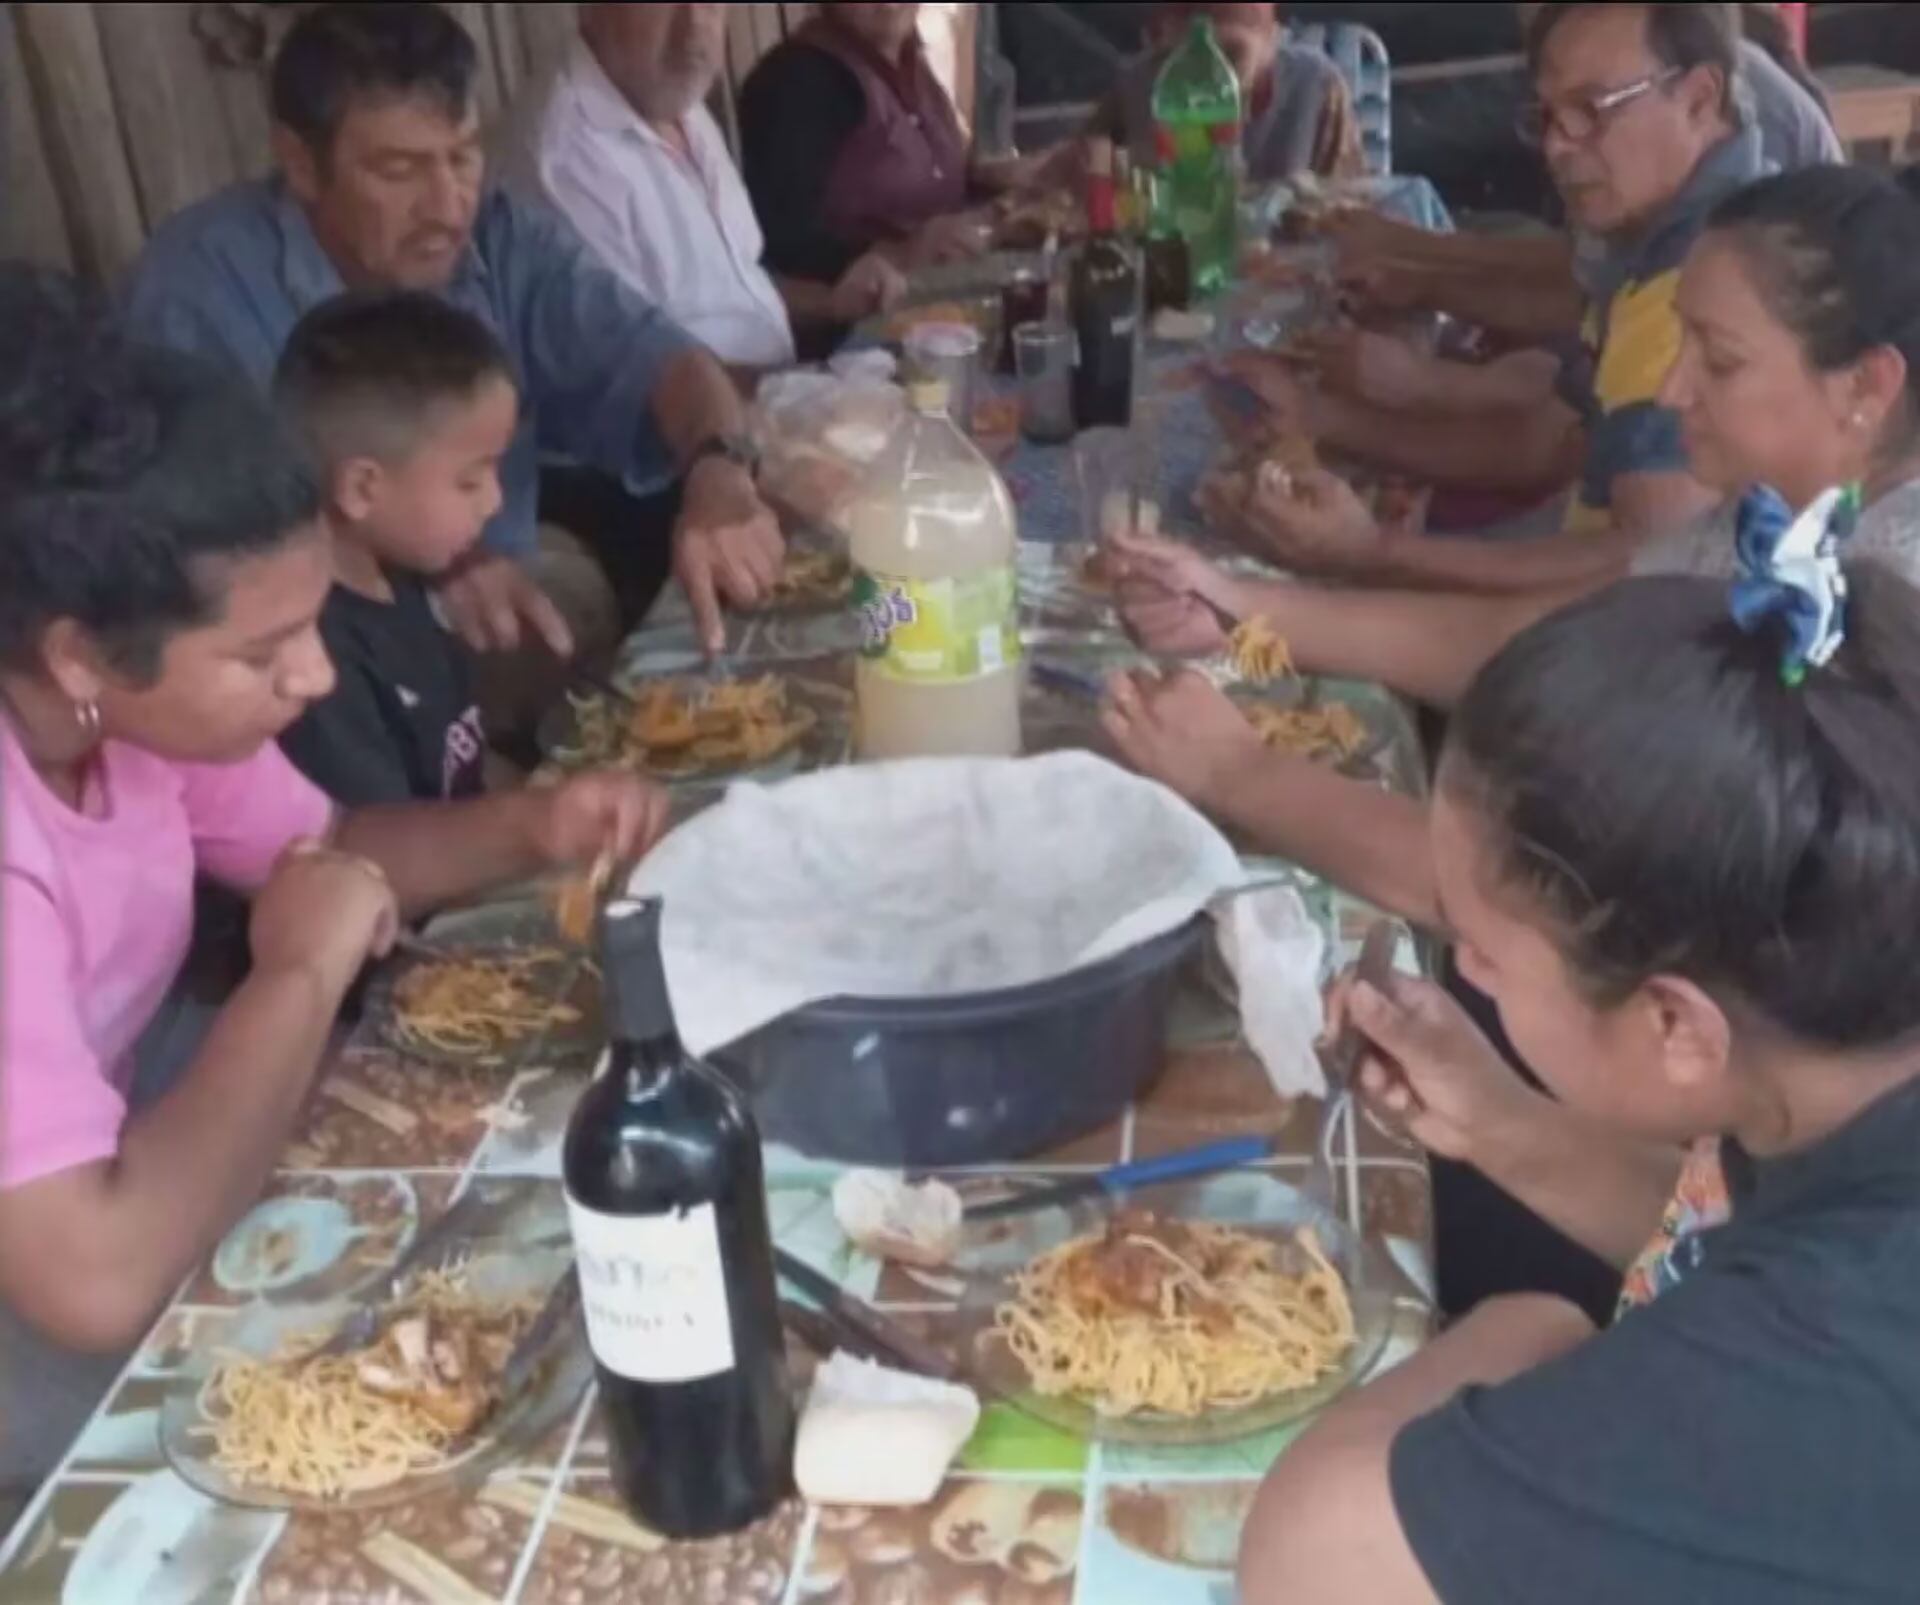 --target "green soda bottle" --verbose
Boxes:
[1149,17,1243,297]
